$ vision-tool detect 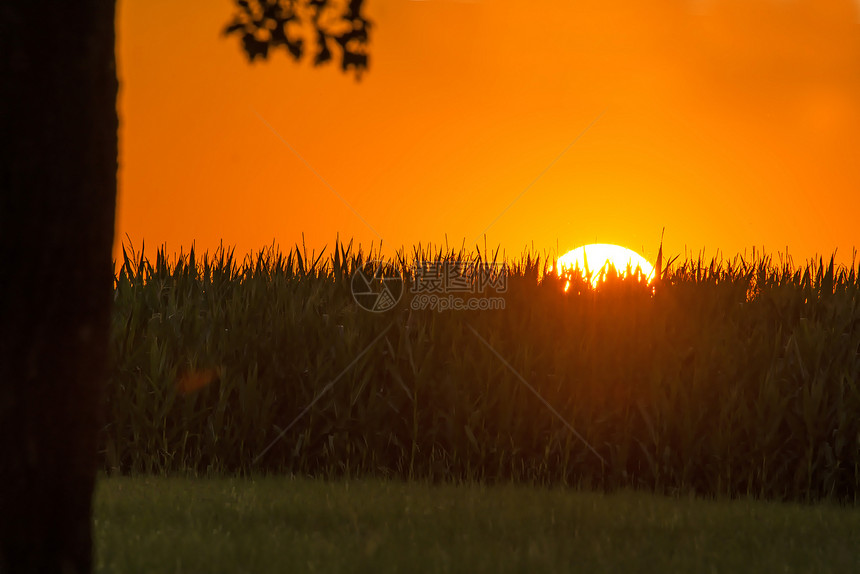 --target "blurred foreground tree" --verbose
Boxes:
[0,2,117,572]
[224,0,372,78]
[0,1,371,572]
